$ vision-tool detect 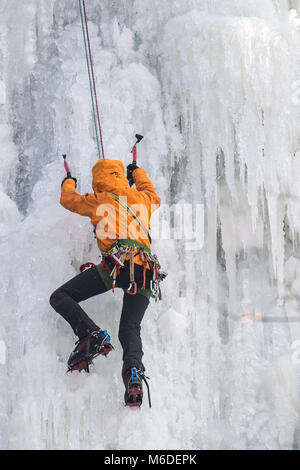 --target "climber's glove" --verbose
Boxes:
[61,176,77,188]
[127,162,139,187]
